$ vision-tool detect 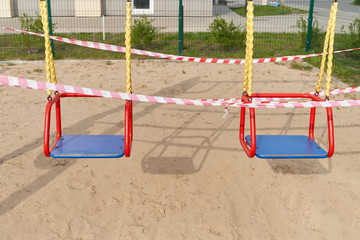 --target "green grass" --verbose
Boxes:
[0,32,359,86]
[290,61,312,71]
[230,6,308,17]
[303,34,360,87]
[0,32,302,60]
[305,53,360,87]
